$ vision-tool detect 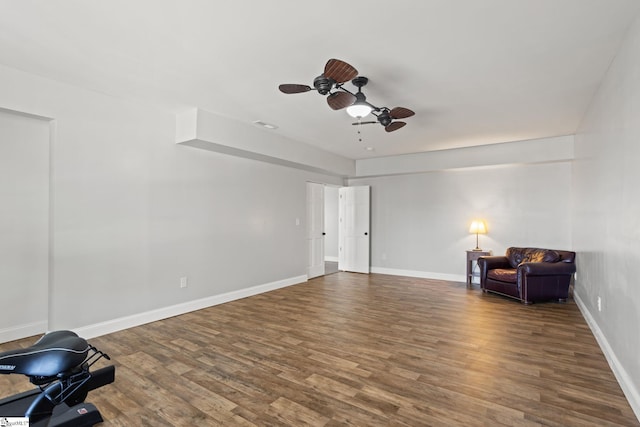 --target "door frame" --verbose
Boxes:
[306,181,325,279]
